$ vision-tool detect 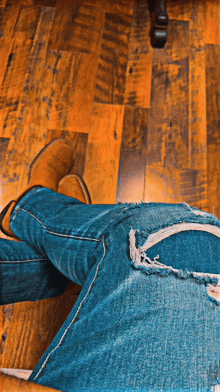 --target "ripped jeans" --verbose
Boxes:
[1,186,220,391]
